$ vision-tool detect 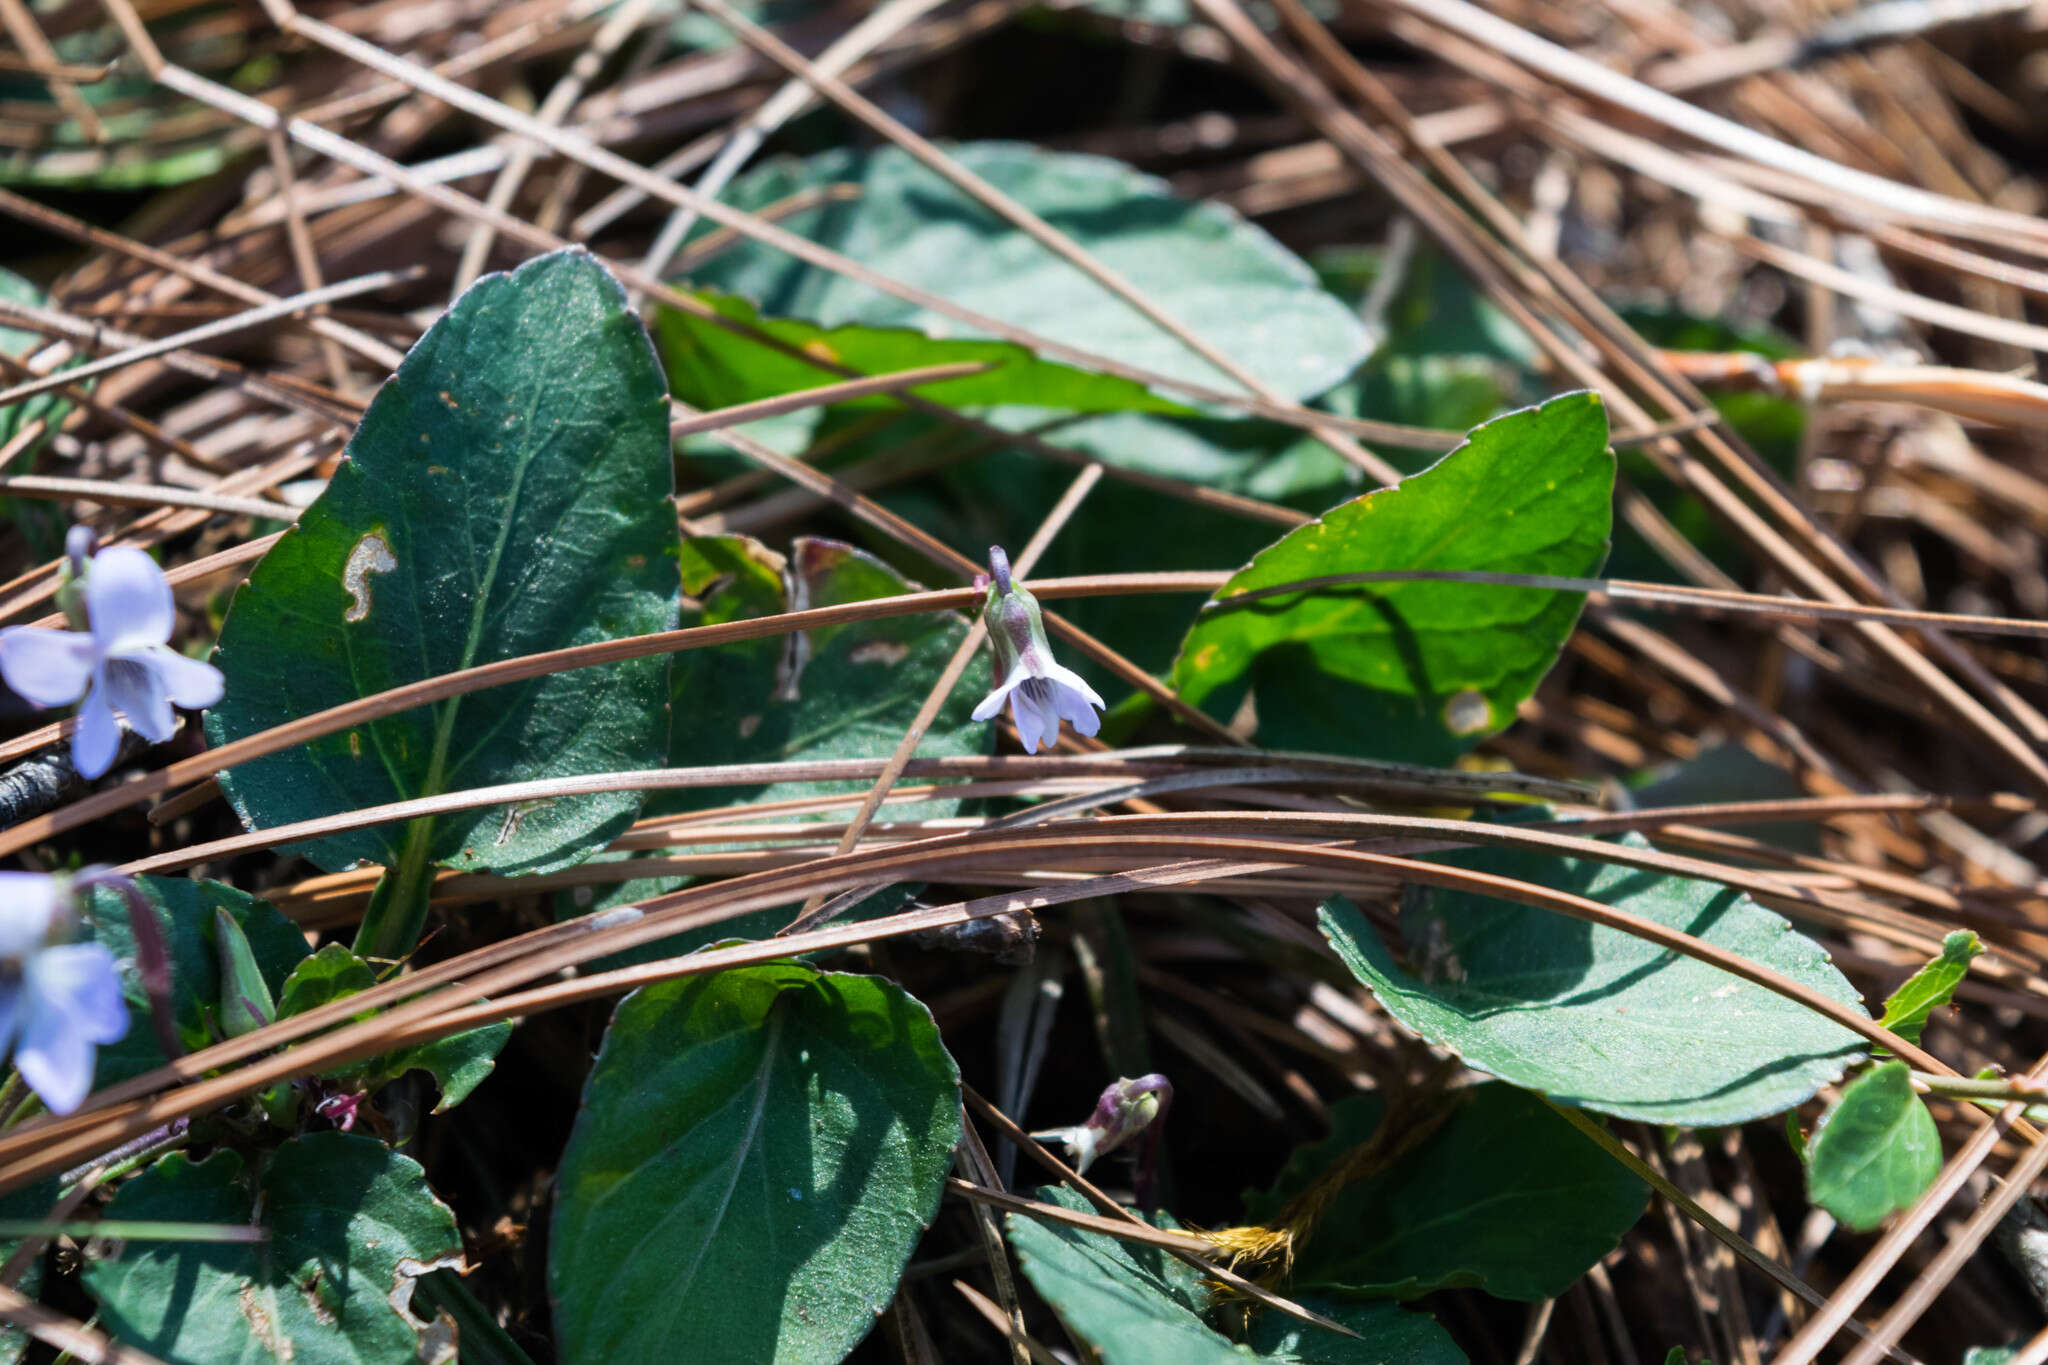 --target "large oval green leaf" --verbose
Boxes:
[684,143,1371,401]
[1319,836,1869,1126]
[1172,393,1612,764]
[1244,1084,1646,1301]
[207,248,680,876]
[549,960,961,1365]
[83,1133,463,1365]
